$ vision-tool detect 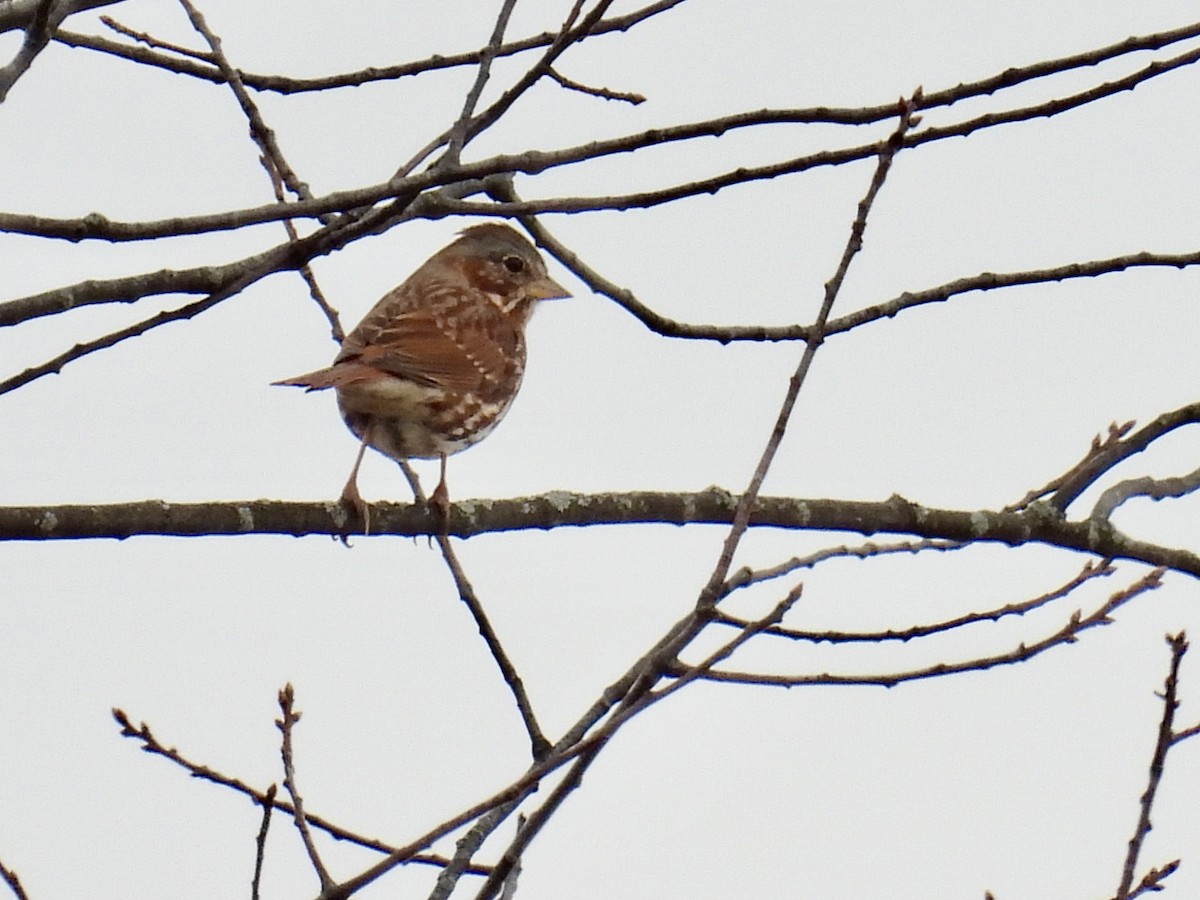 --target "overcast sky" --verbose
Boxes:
[3,2,1200,898]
